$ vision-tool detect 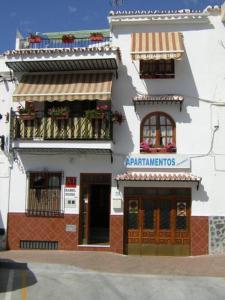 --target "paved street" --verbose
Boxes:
[1,251,225,299]
[1,261,225,300]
